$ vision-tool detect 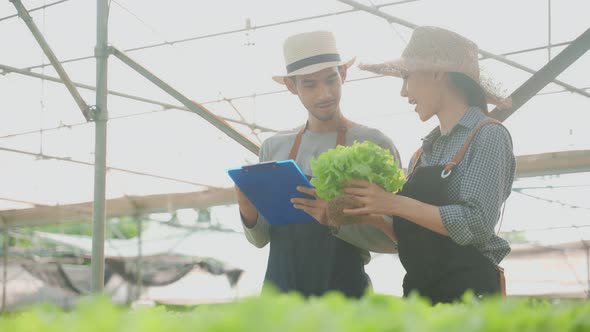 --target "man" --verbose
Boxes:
[235,31,401,298]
